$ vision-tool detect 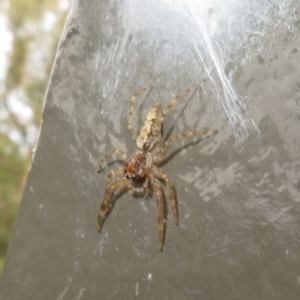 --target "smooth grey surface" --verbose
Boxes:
[1,0,300,299]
